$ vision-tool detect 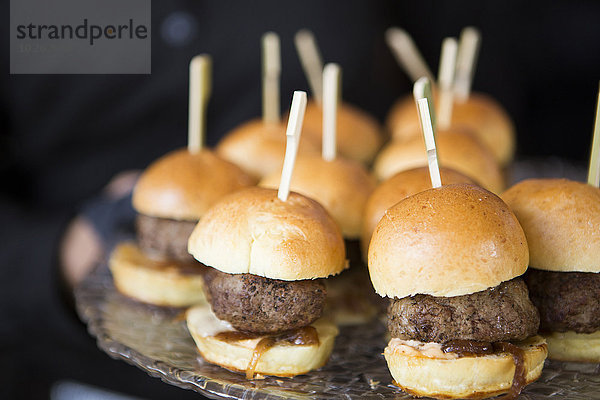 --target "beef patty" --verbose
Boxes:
[526,269,600,334]
[204,268,326,334]
[136,214,197,262]
[388,278,539,343]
